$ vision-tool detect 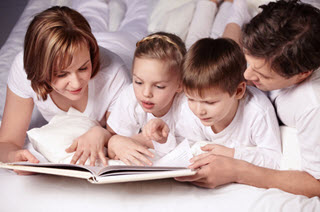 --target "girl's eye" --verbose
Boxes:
[188,98,194,102]
[205,101,215,105]
[134,80,142,85]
